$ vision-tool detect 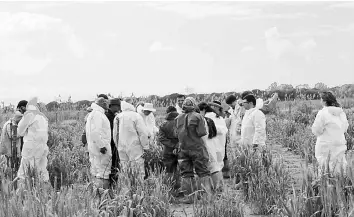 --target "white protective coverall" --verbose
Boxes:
[228,101,244,151]
[113,101,149,175]
[240,108,266,147]
[205,112,228,172]
[312,106,349,174]
[137,106,158,144]
[86,103,112,180]
[0,120,22,158]
[17,100,49,182]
